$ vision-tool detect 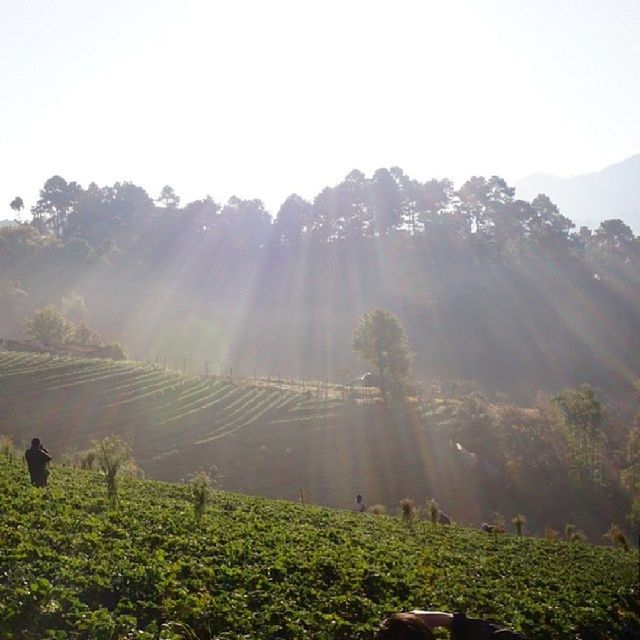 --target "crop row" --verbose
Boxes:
[0,352,307,466]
